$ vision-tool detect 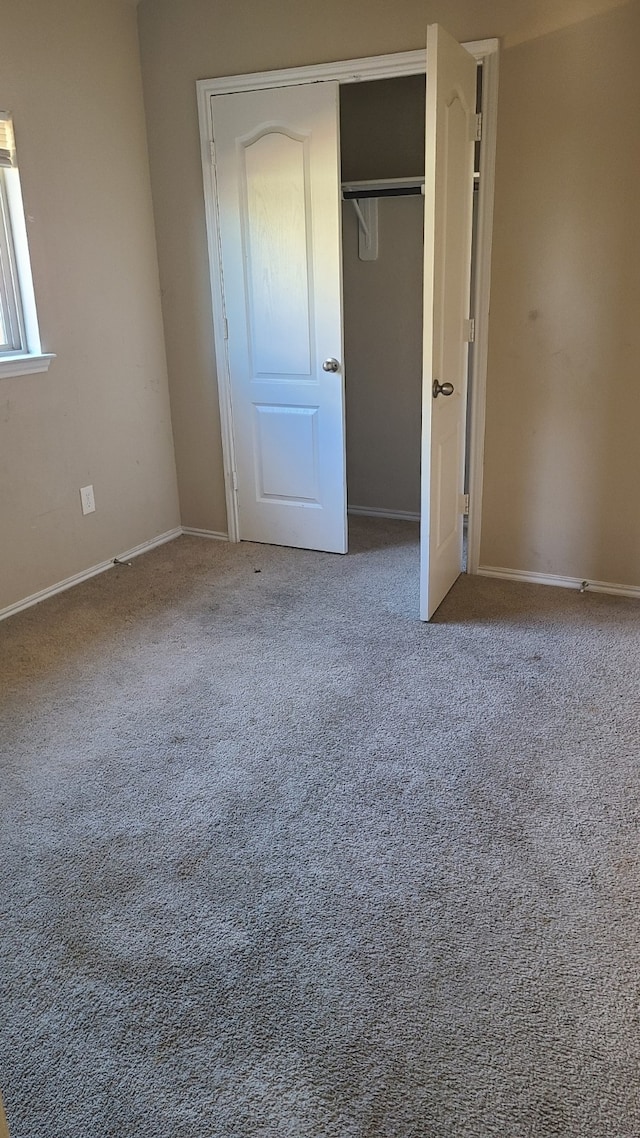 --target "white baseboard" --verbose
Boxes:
[348,505,420,522]
[0,527,182,624]
[117,527,183,561]
[181,526,229,541]
[477,564,640,601]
